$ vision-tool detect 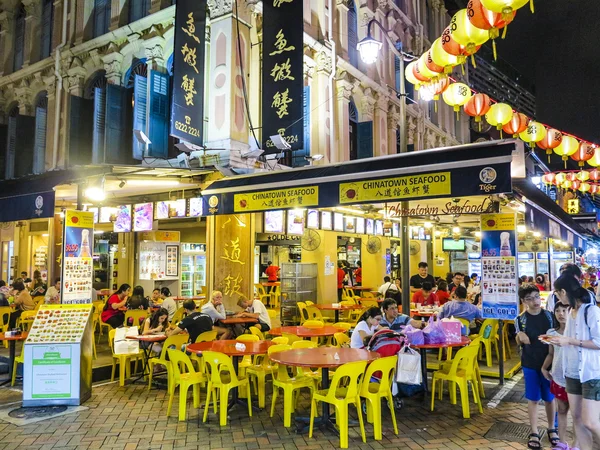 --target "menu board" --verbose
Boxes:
[366,219,374,235]
[166,245,179,277]
[375,220,383,236]
[321,211,332,230]
[264,210,284,233]
[306,209,319,229]
[333,213,344,231]
[88,207,99,224]
[134,203,154,231]
[189,198,203,217]
[355,217,365,234]
[480,213,519,320]
[62,211,94,304]
[392,223,399,238]
[344,216,355,232]
[156,200,186,219]
[27,305,92,344]
[99,207,118,223]
[287,210,304,235]
[113,205,132,232]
